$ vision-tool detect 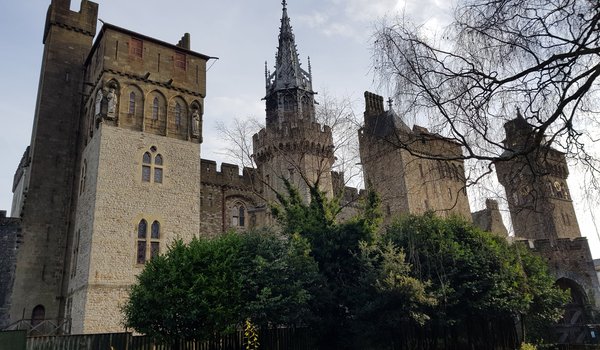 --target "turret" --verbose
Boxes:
[264,0,317,128]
